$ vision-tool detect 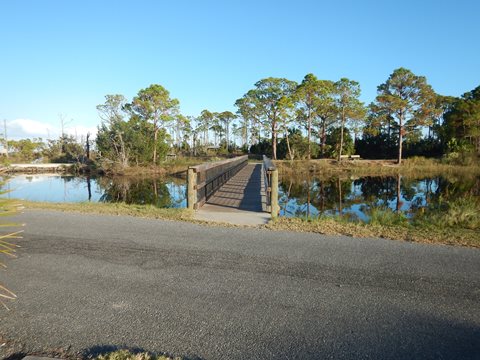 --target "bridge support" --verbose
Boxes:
[263,155,279,218]
[187,167,196,210]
